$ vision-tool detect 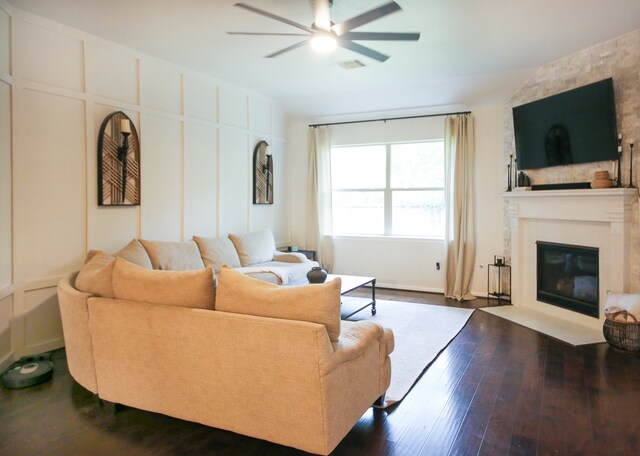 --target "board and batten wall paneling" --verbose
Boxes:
[270,139,289,243]
[144,59,182,115]
[87,104,140,253]
[250,96,271,134]
[13,19,84,92]
[23,287,61,350]
[184,121,217,239]
[0,81,11,288]
[86,44,139,104]
[6,7,290,360]
[0,295,12,368]
[219,84,248,129]
[0,0,11,370]
[140,114,183,241]
[219,129,249,235]
[15,89,86,282]
[0,5,9,75]
[184,72,217,122]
